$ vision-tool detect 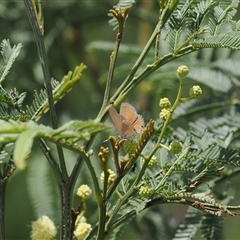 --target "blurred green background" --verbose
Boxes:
[1,1,240,239]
